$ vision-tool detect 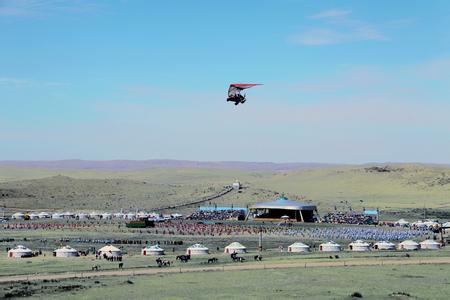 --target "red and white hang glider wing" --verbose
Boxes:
[228,83,262,97]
